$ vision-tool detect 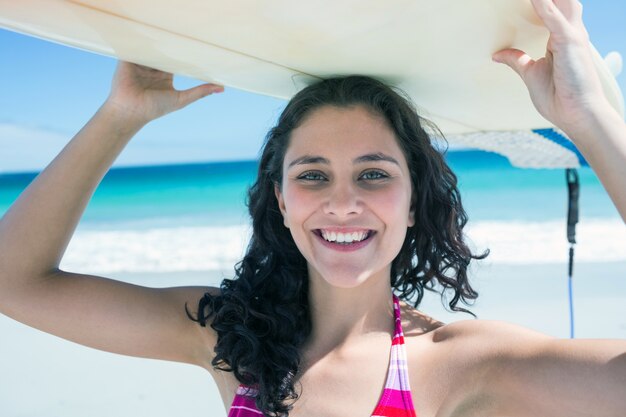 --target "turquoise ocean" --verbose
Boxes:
[0,149,624,275]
